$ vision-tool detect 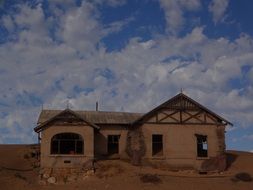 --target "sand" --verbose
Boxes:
[0,144,253,190]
